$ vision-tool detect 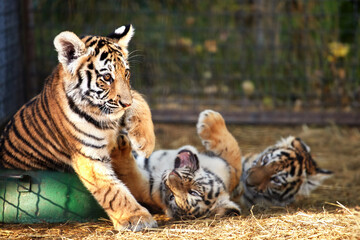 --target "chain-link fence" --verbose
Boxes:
[4,0,360,125]
[0,0,24,127]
